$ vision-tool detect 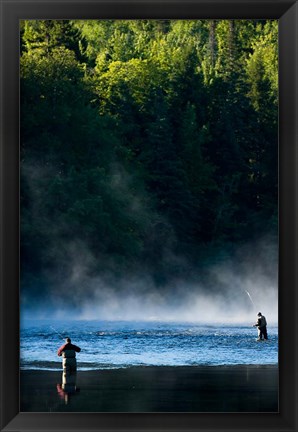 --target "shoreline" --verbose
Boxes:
[21,364,278,413]
[20,363,278,371]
